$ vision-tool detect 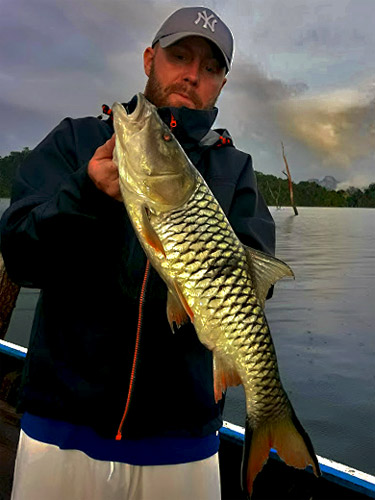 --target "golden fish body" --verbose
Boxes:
[152,175,288,419]
[112,93,320,496]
